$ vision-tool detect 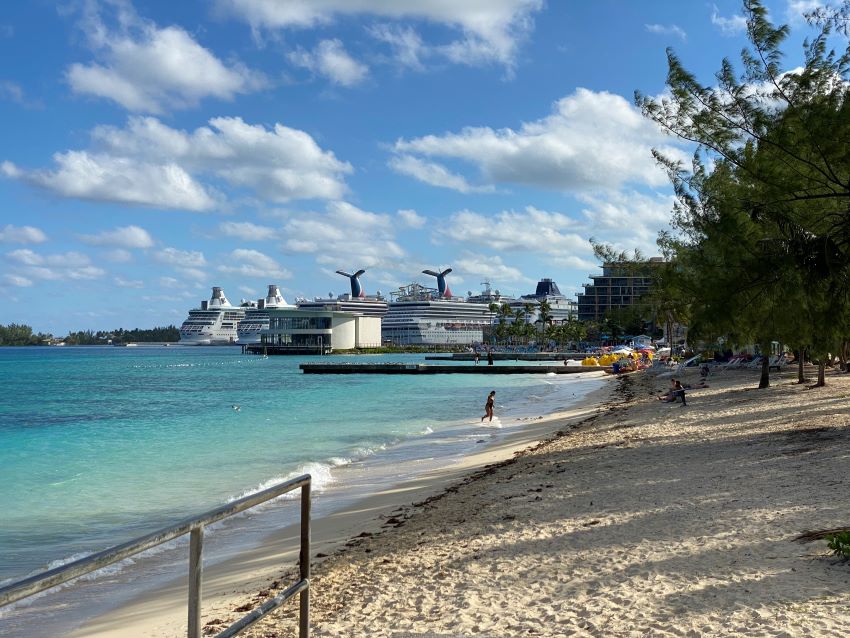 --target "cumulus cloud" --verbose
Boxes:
[368,24,426,70]
[219,221,280,240]
[154,247,207,268]
[4,249,106,281]
[455,252,529,284]
[4,116,352,210]
[115,276,144,288]
[282,201,406,270]
[79,224,154,248]
[288,39,369,86]
[218,249,292,279]
[216,0,542,68]
[645,23,686,40]
[0,224,47,244]
[711,4,747,35]
[105,249,133,262]
[392,88,686,194]
[577,190,675,249]
[442,207,588,255]
[397,209,426,228]
[4,274,32,287]
[389,155,494,193]
[67,0,266,113]
[786,0,824,22]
